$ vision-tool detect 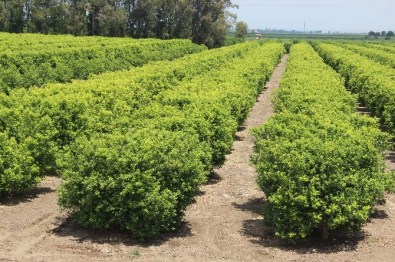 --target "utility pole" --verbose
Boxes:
[304,21,306,34]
